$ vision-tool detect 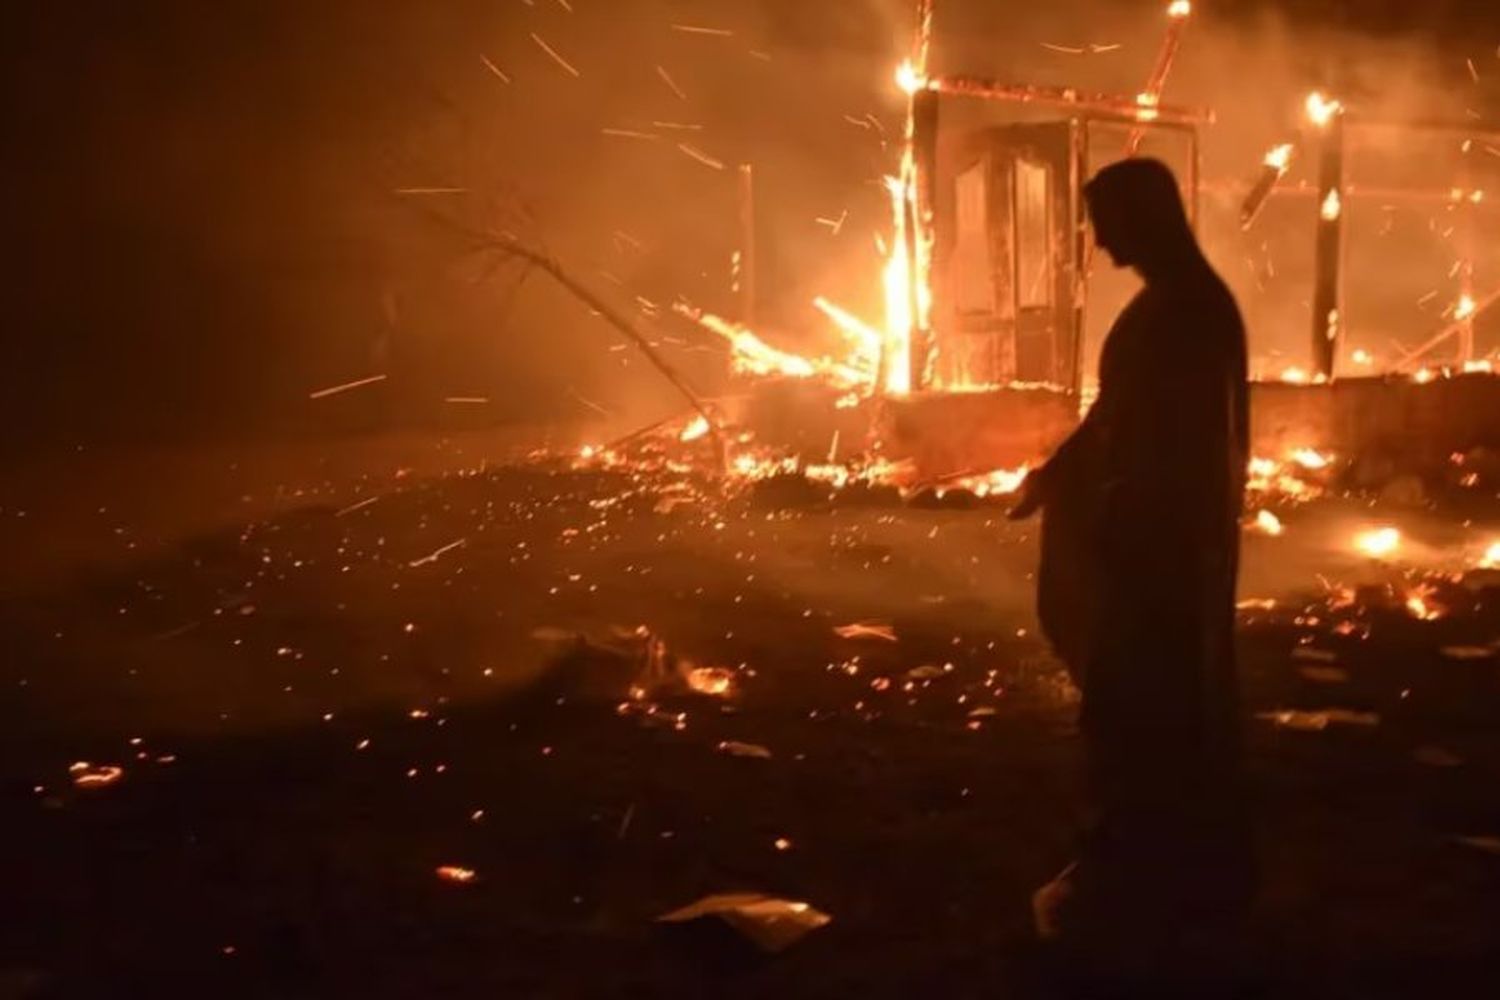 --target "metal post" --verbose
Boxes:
[1310,116,1346,380]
